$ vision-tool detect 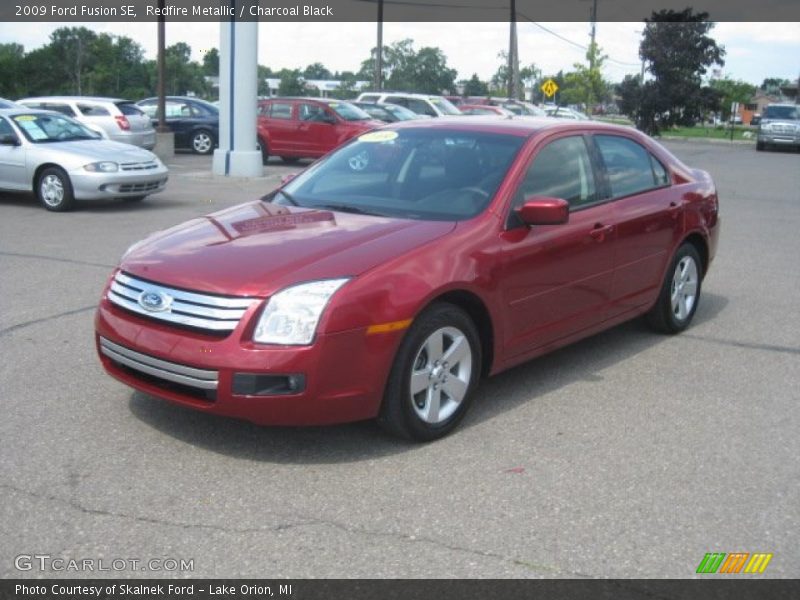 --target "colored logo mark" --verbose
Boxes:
[696,552,773,574]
